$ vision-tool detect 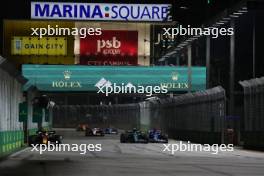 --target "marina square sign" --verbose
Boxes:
[22,65,206,92]
[31,2,172,22]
